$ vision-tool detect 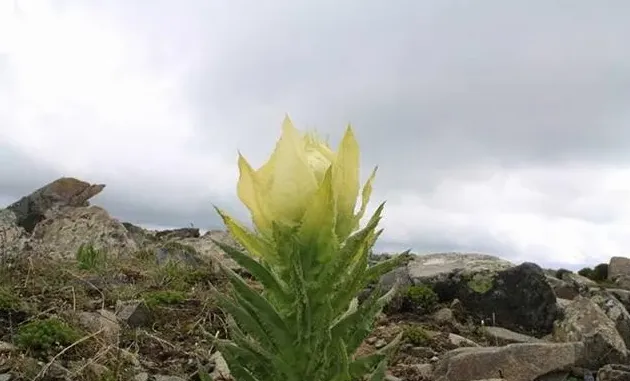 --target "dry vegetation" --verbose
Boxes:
[0,241,496,381]
[0,242,232,380]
